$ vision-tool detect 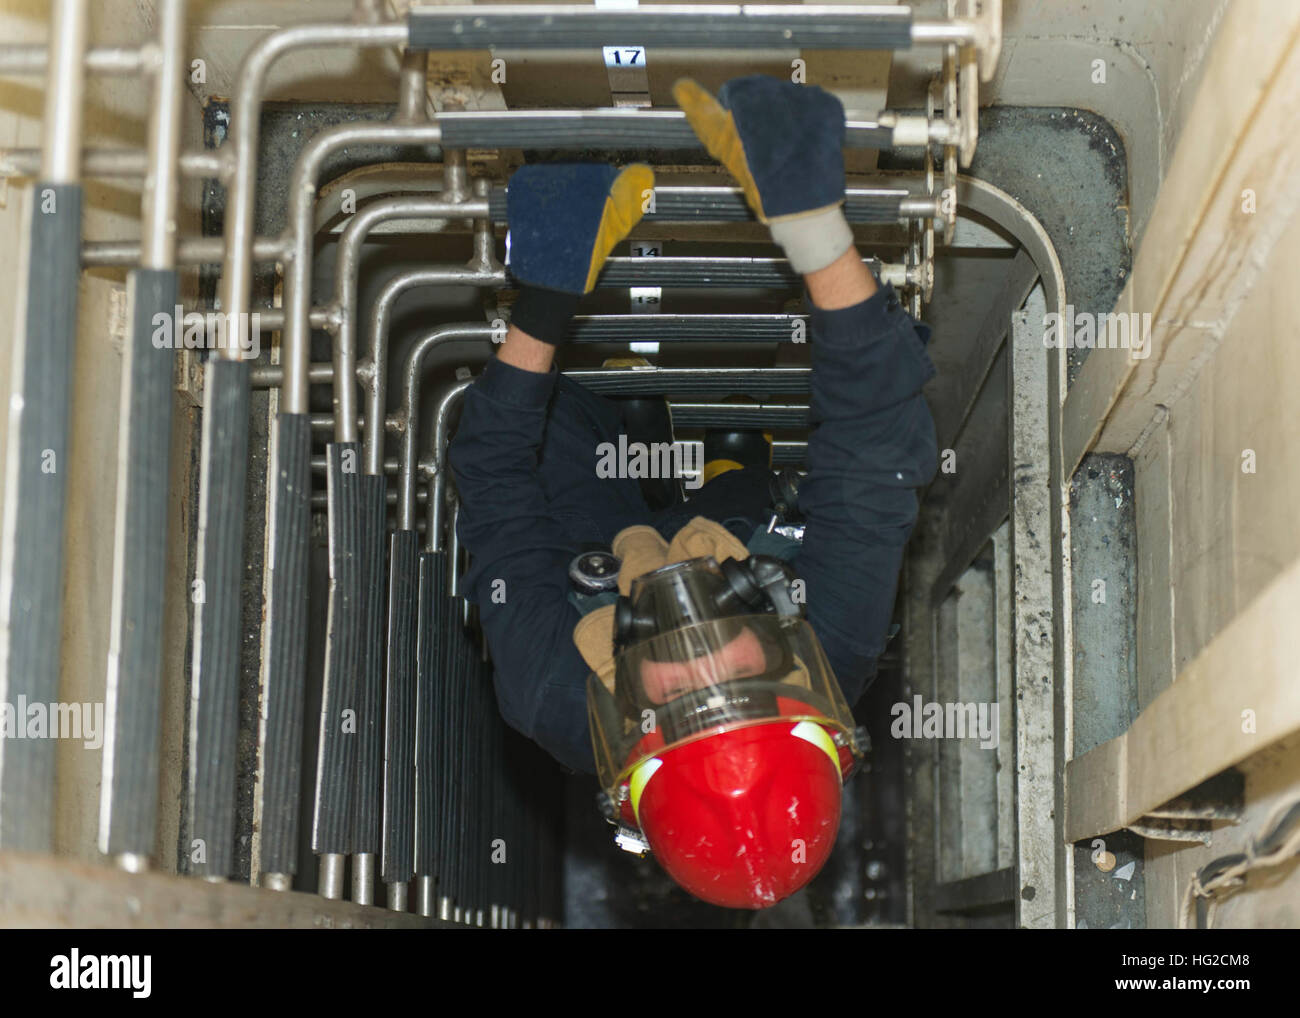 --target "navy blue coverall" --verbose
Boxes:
[448,282,938,774]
